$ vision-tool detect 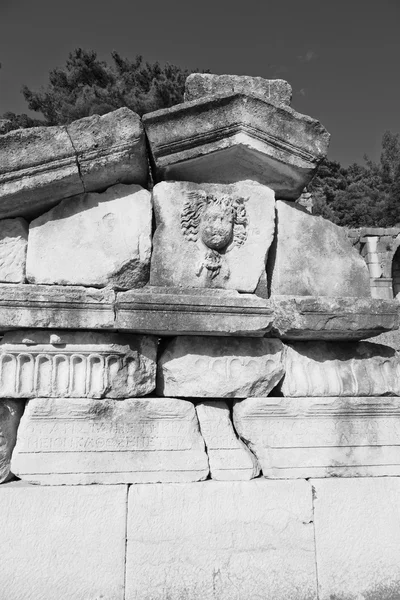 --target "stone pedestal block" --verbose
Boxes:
[150,180,275,293]
[196,400,260,480]
[234,396,400,478]
[157,336,284,397]
[0,330,157,398]
[0,400,24,483]
[27,184,152,289]
[0,217,28,283]
[143,93,330,198]
[184,73,292,105]
[282,340,400,396]
[0,485,126,599]
[126,480,316,600]
[269,201,371,297]
[12,397,209,484]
